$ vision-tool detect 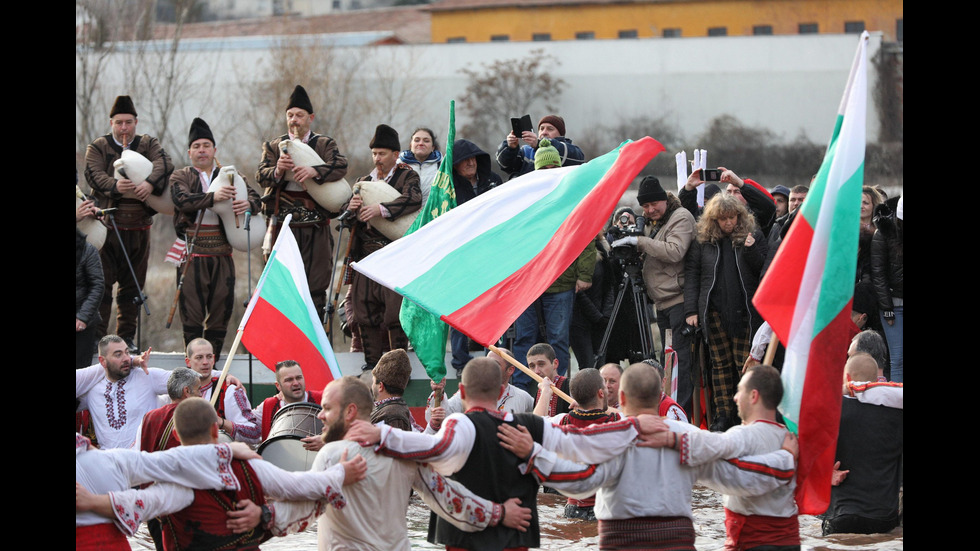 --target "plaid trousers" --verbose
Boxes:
[705,310,752,420]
